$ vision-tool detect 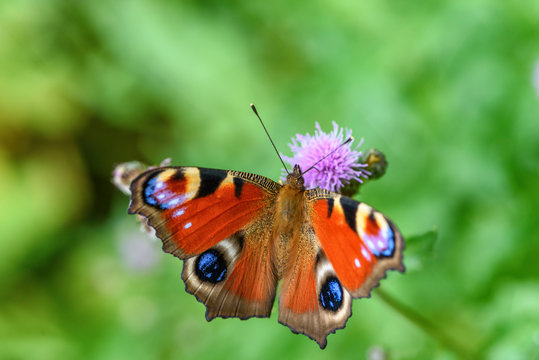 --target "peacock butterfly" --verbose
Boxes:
[127,156,404,348]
